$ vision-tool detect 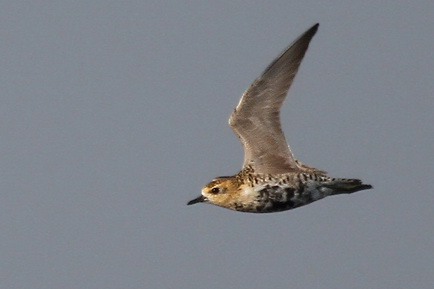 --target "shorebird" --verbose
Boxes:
[188,23,372,213]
